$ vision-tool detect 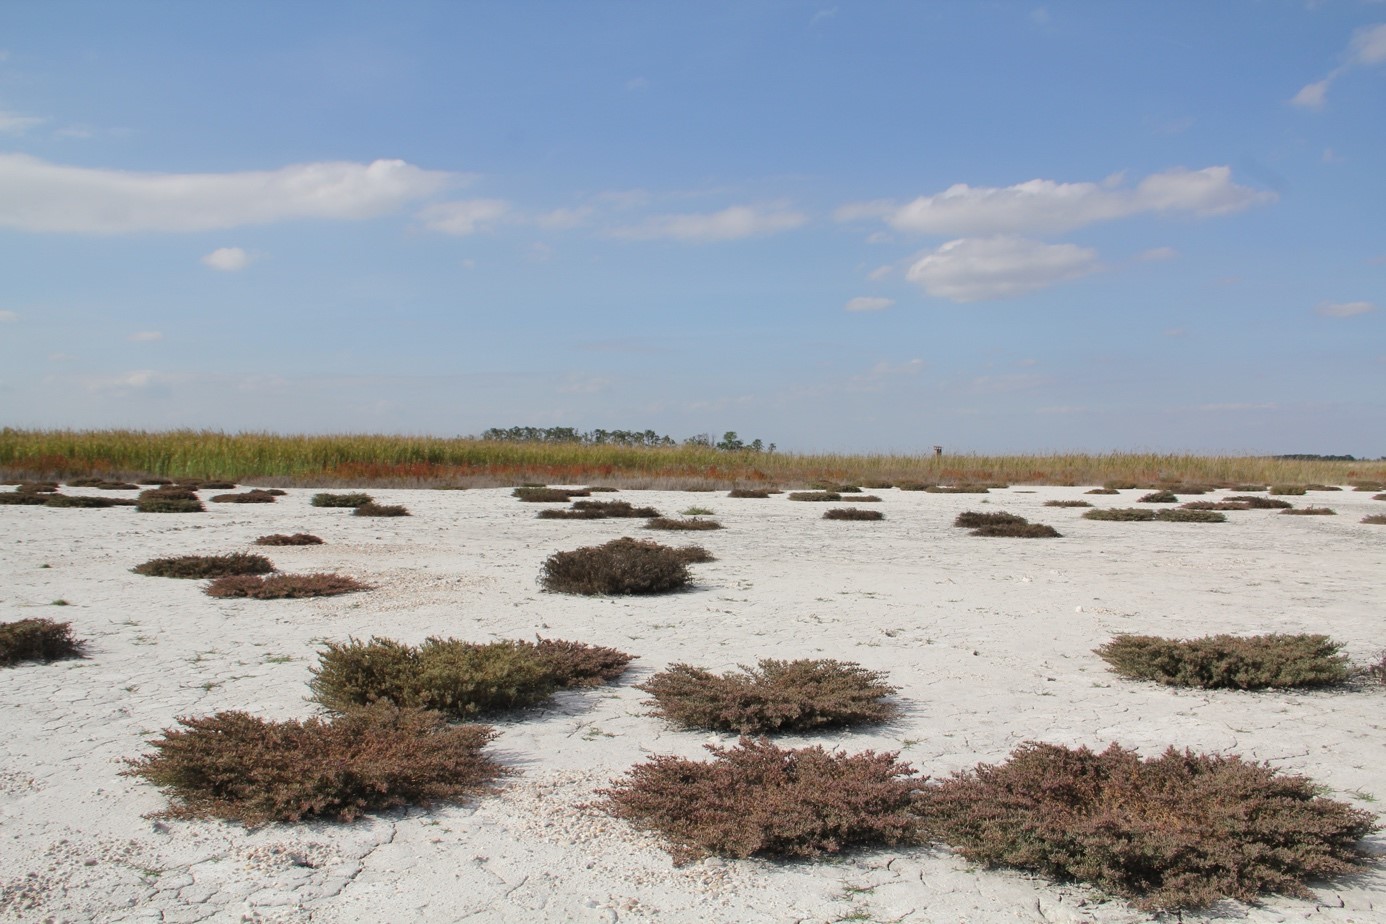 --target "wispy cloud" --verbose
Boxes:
[0,309,18,322]
[845,296,894,313]
[1290,22,1386,109]
[127,331,163,342]
[906,236,1100,302]
[842,167,1273,237]
[1315,299,1375,318]
[1139,246,1178,262]
[201,246,253,271]
[0,155,452,233]
[418,199,511,235]
[611,204,806,242]
[0,110,45,134]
